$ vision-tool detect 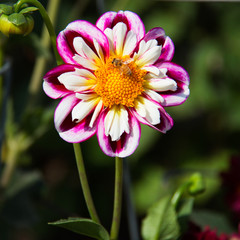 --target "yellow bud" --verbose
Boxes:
[0,13,34,37]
